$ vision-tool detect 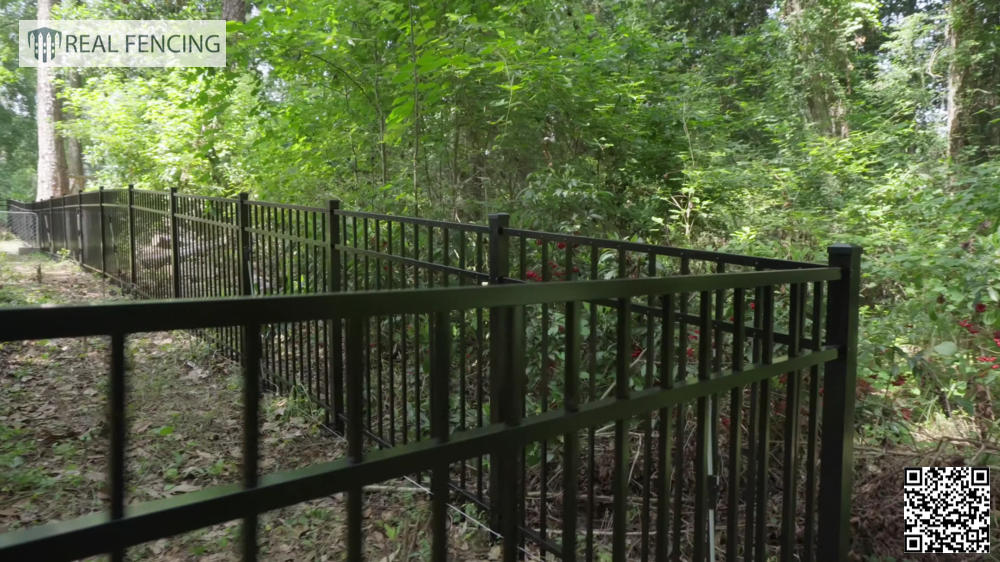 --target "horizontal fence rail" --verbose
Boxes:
[2,190,861,561]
